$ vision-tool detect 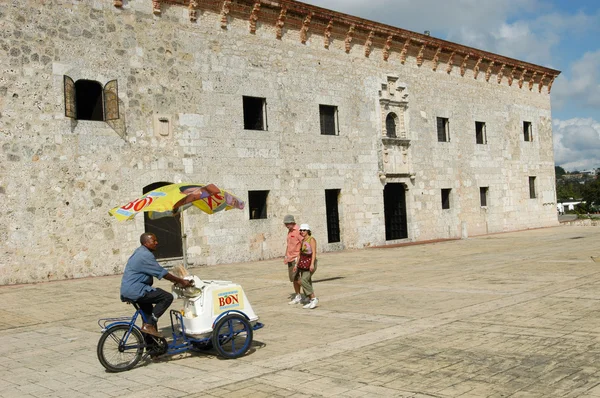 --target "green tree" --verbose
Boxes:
[555,165,566,178]
[556,180,583,202]
[582,179,600,211]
